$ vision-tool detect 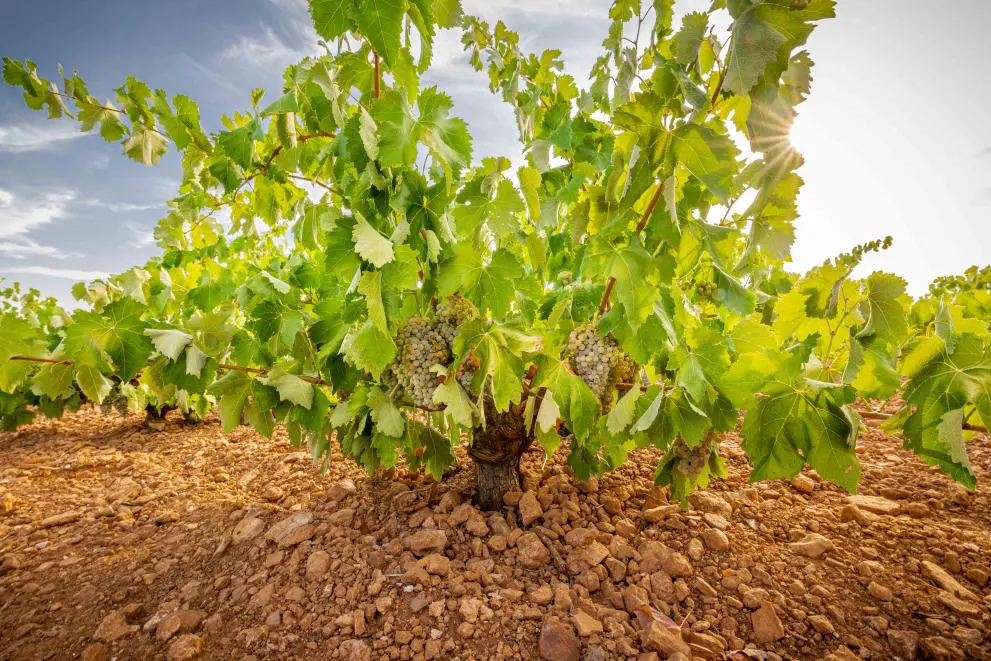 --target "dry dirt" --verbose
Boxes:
[1,407,990,661]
